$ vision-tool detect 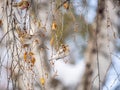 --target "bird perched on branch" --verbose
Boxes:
[13,0,30,10]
